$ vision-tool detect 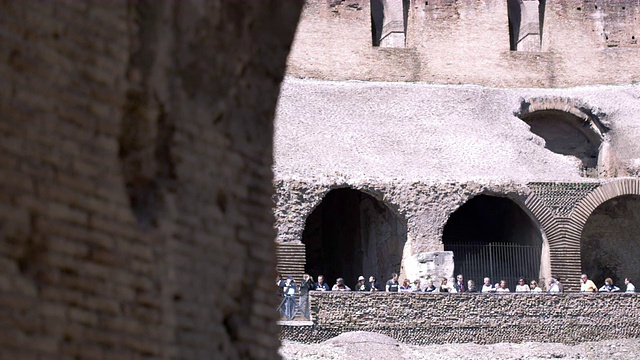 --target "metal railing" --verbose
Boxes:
[277,291,311,321]
[445,242,542,289]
